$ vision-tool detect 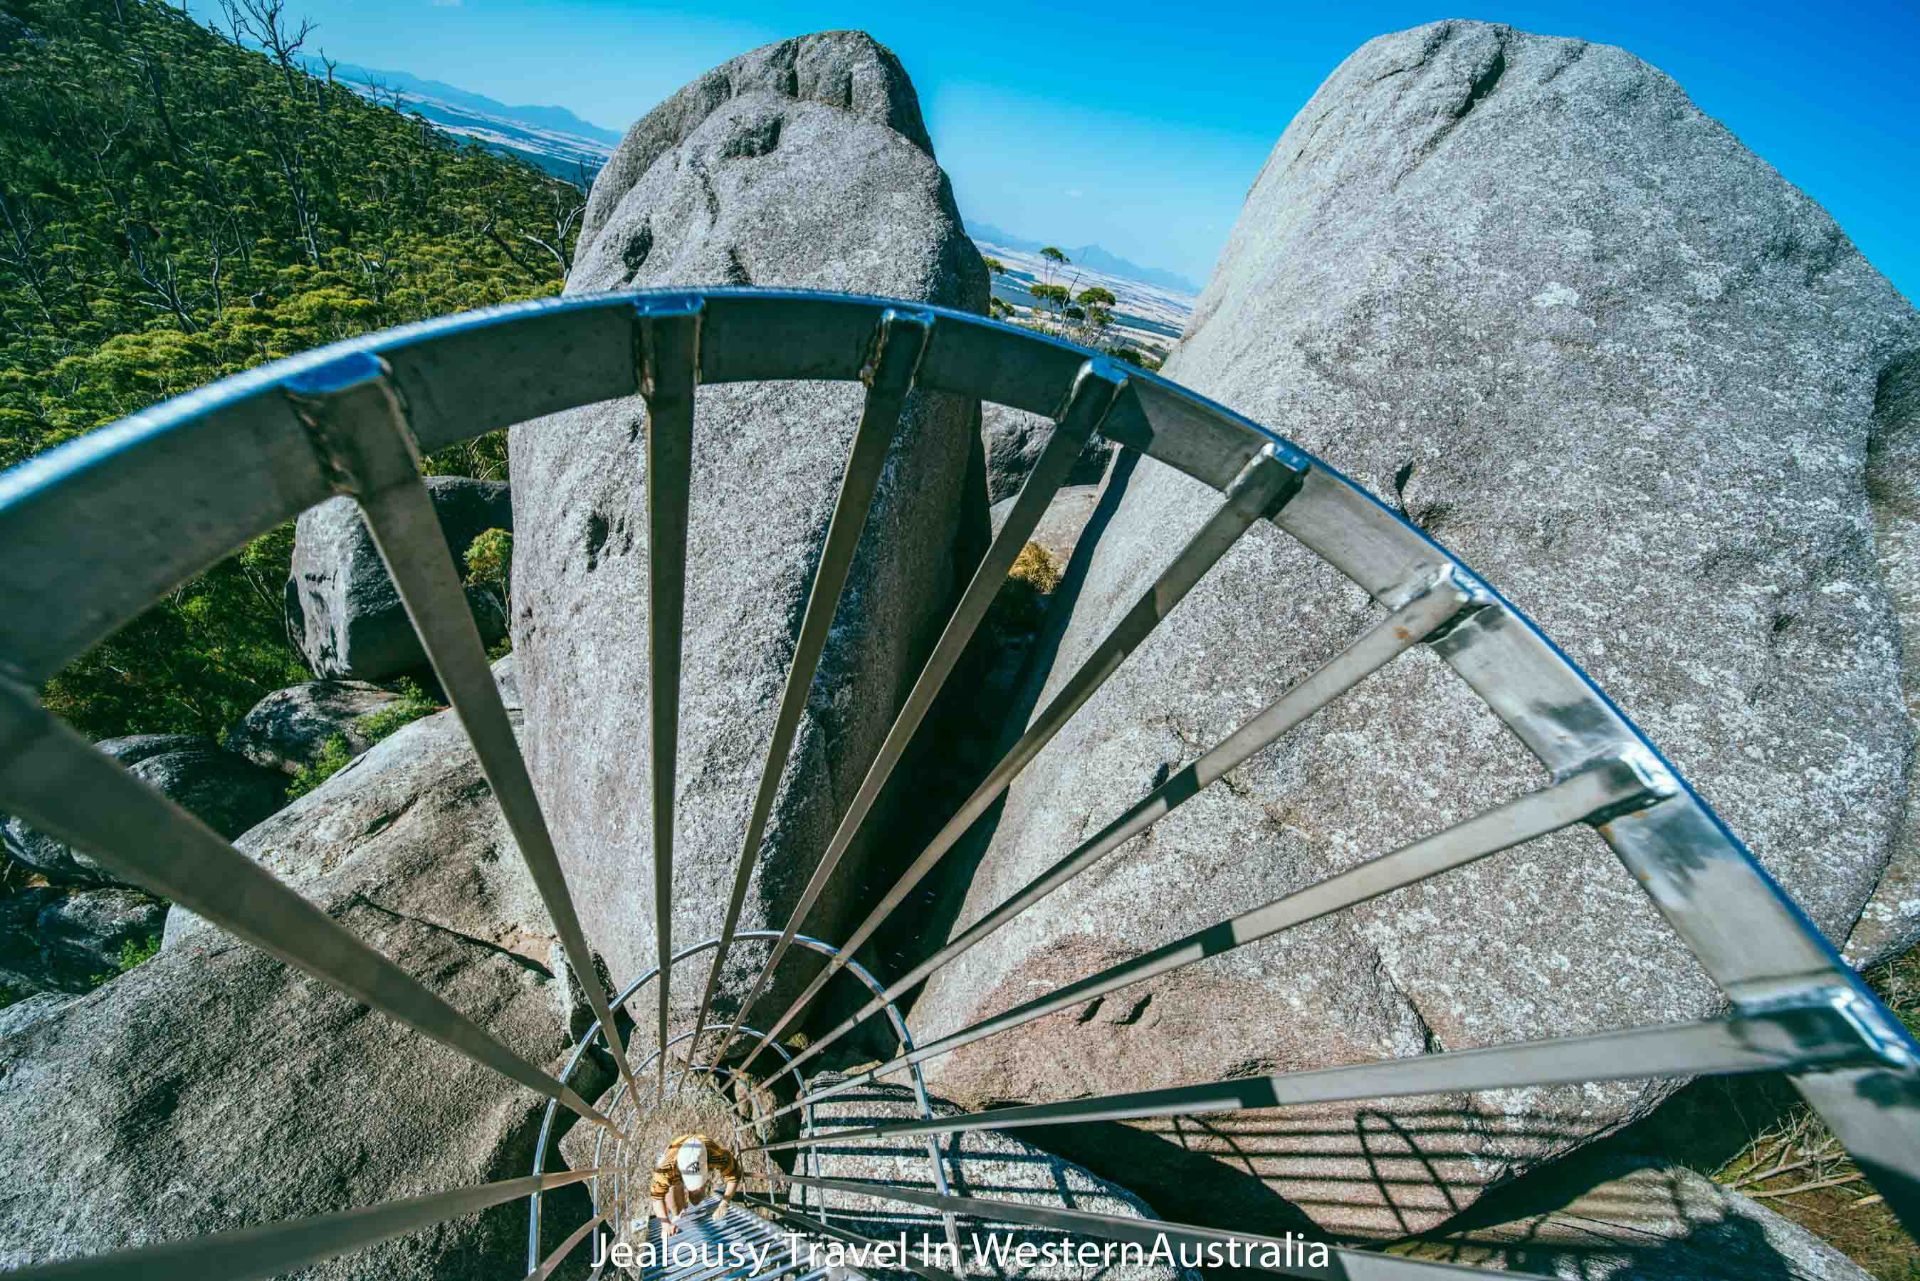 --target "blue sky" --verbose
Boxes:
[245,0,1915,299]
